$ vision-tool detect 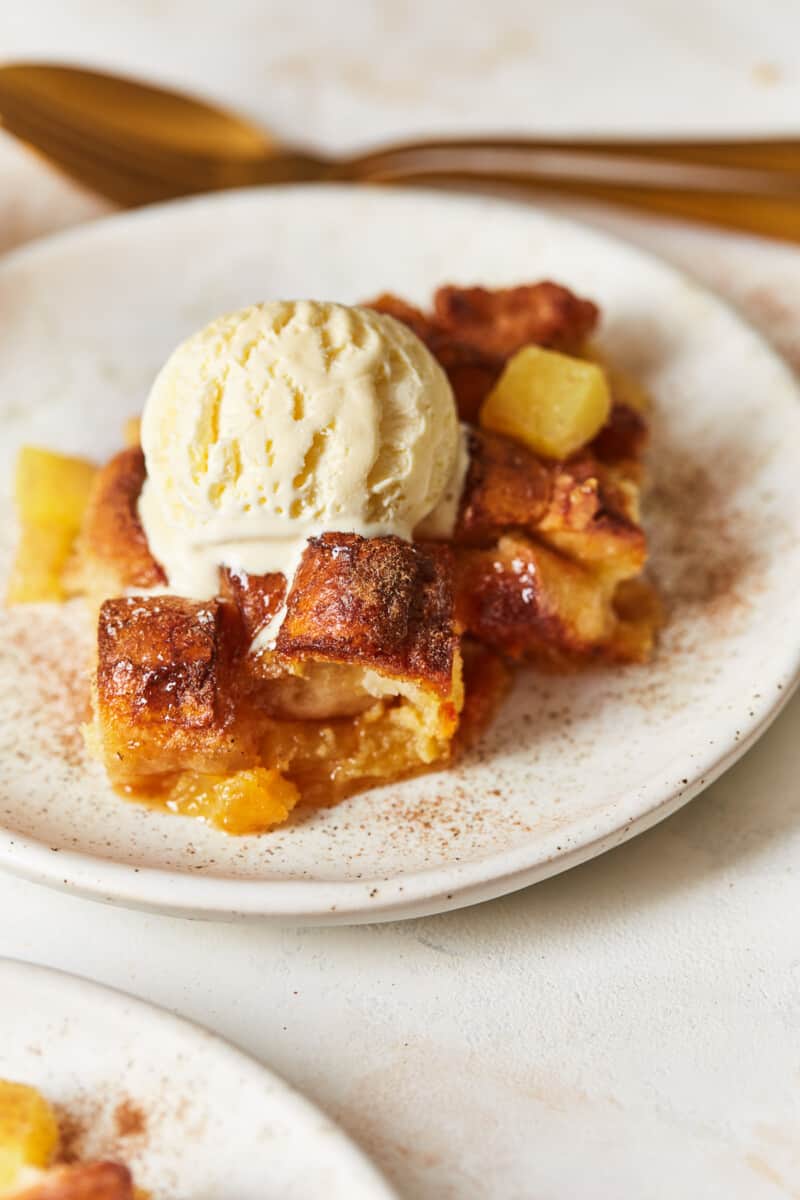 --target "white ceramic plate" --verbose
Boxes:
[0,957,394,1199]
[0,186,798,923]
